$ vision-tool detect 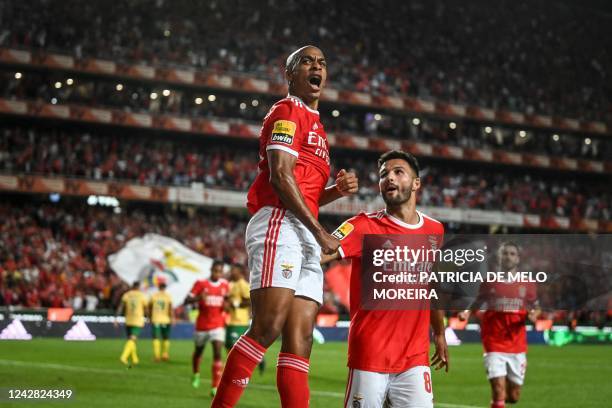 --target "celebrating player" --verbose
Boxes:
[322,150,449,408]
[459,242,540,408]
[184,261,229,396]
[115,281,149,368]
[212,45,358,408]
[150,278,174,362]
